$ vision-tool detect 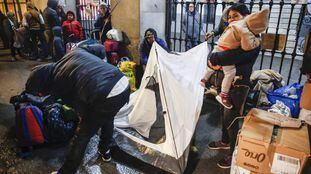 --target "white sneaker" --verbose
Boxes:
[51,171,58,174]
